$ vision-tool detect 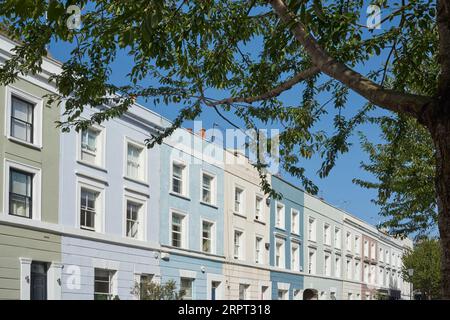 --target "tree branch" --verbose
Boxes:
[205,66,319,106]
[269,0,433,117]
[437,0,450,95]
[381,0,406,86]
